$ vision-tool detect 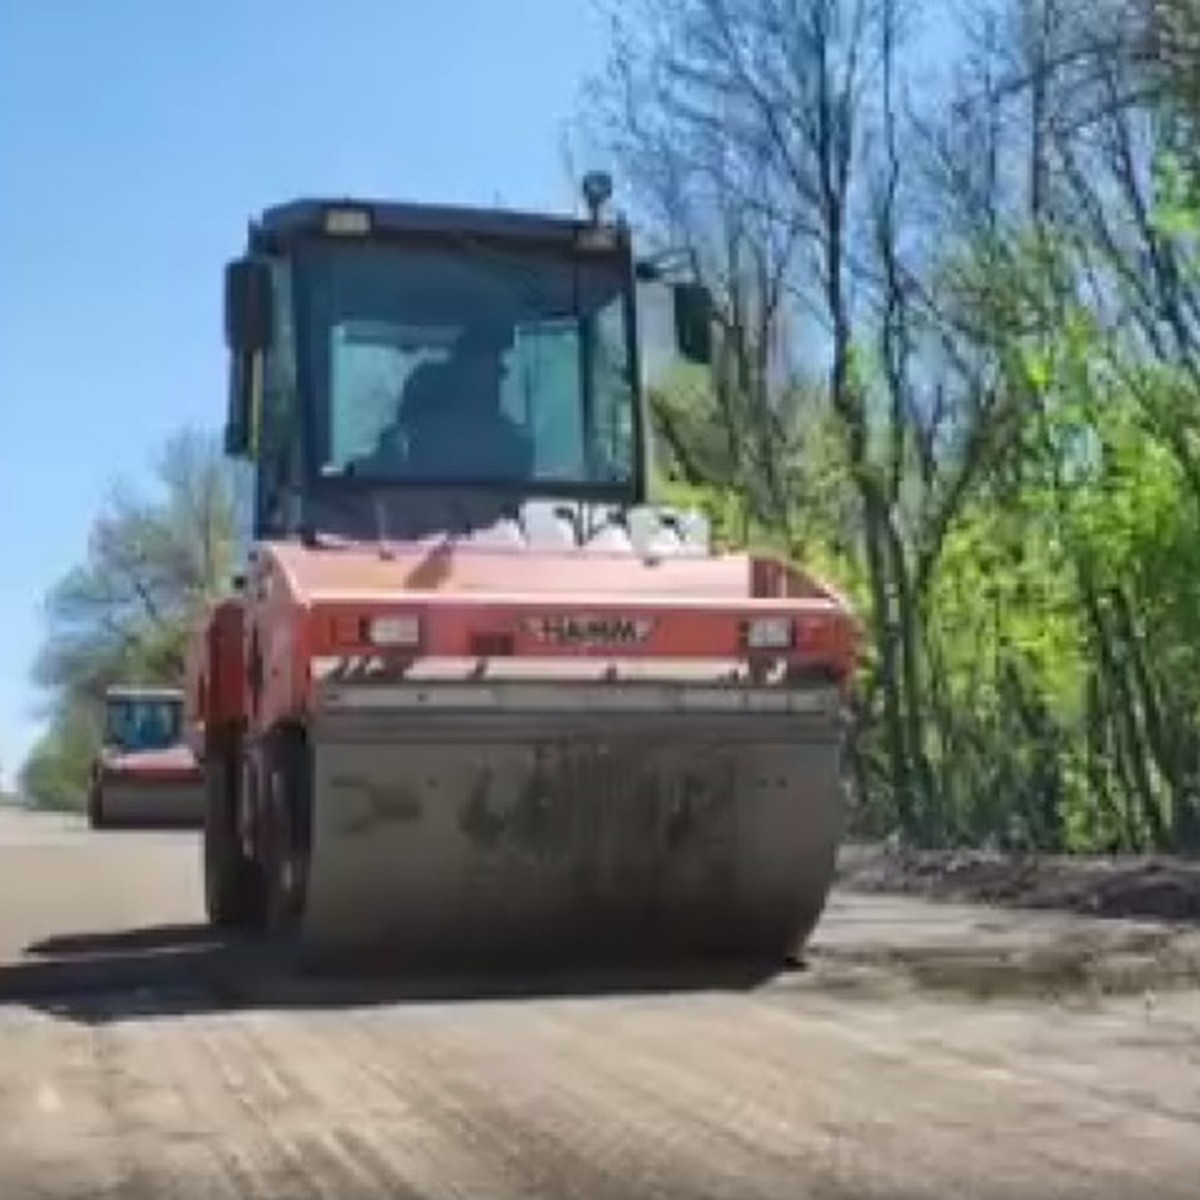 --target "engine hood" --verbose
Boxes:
[261,496,846,612]
[267,538,801,605]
